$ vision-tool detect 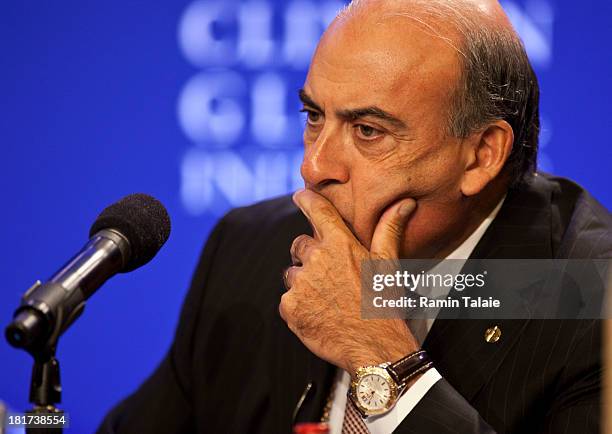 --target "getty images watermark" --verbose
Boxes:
[361,259,612,320]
